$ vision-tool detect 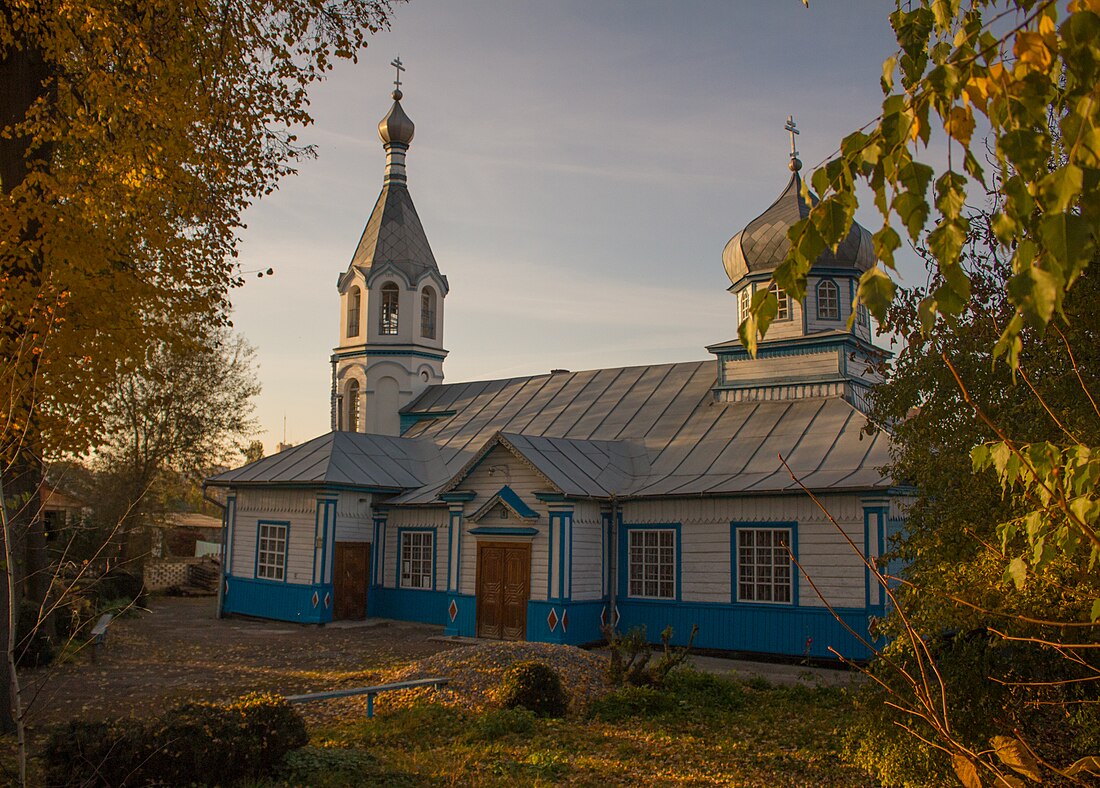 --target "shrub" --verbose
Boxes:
[43,693,307,786]
[467,707,537,741]
[603,623,698,687]
[587,684,677,722]
[664,668,745,711]
[497,661,569,718]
